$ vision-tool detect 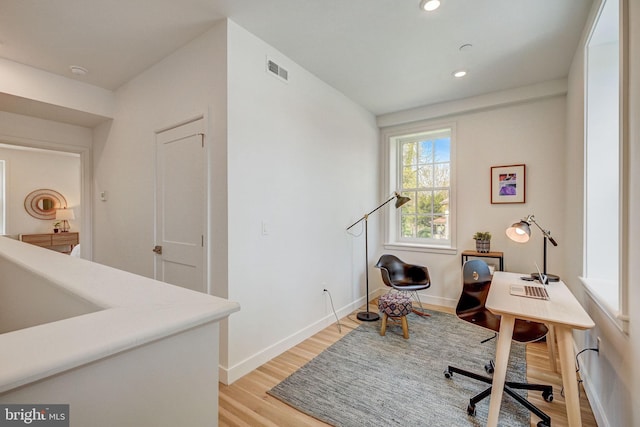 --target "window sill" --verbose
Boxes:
[383,242,457,255]
[579,276,629,334]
